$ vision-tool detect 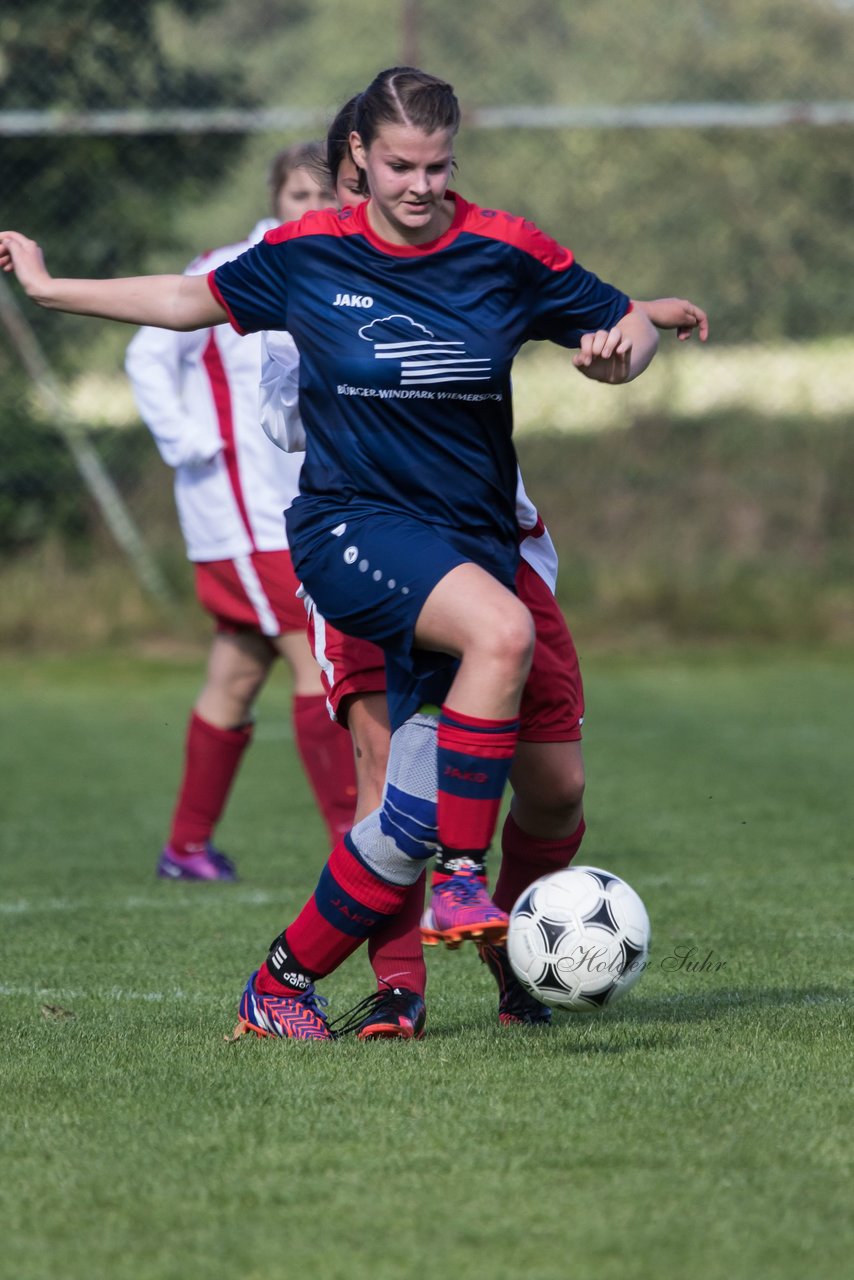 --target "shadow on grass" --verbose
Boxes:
[612,984,850,1025]
[476,985,853,1057]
